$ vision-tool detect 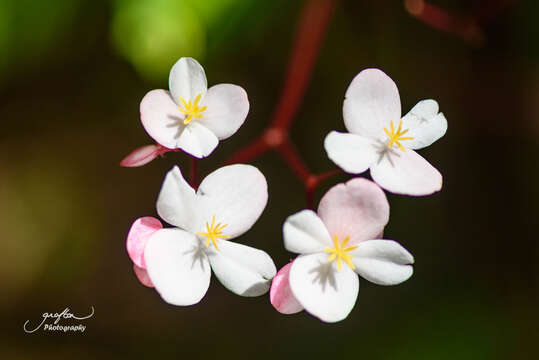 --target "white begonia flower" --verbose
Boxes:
[144,164,276,306]
[324,68,447,196]
[140,57,249,158]
[280,178,414,322]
